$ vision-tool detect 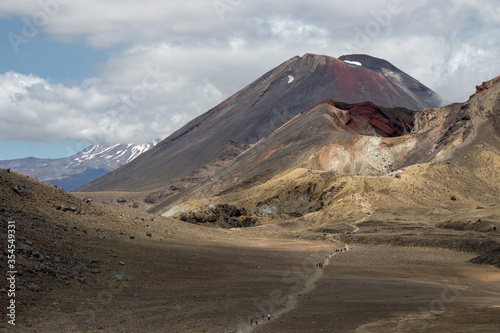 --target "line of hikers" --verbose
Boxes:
[245,246,349,330]
[317,247,348,268]
[250,313,271,326]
